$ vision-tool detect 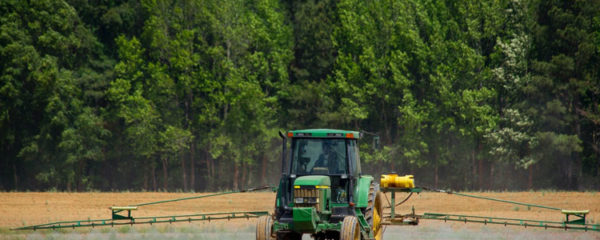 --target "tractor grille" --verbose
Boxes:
[294,188,320,210]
